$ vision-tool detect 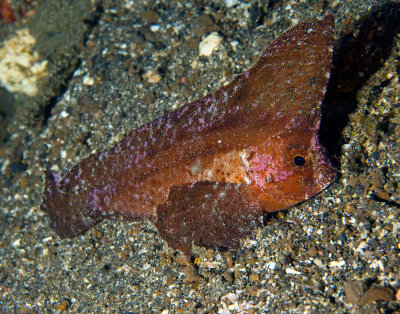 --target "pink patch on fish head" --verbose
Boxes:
[247,147,293,187]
